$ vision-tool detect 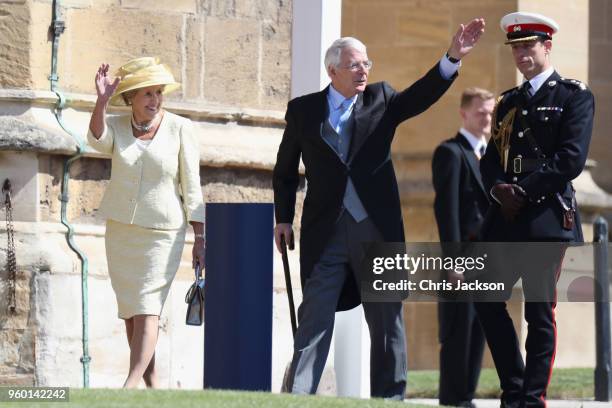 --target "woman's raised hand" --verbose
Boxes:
[95,63,120,103]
